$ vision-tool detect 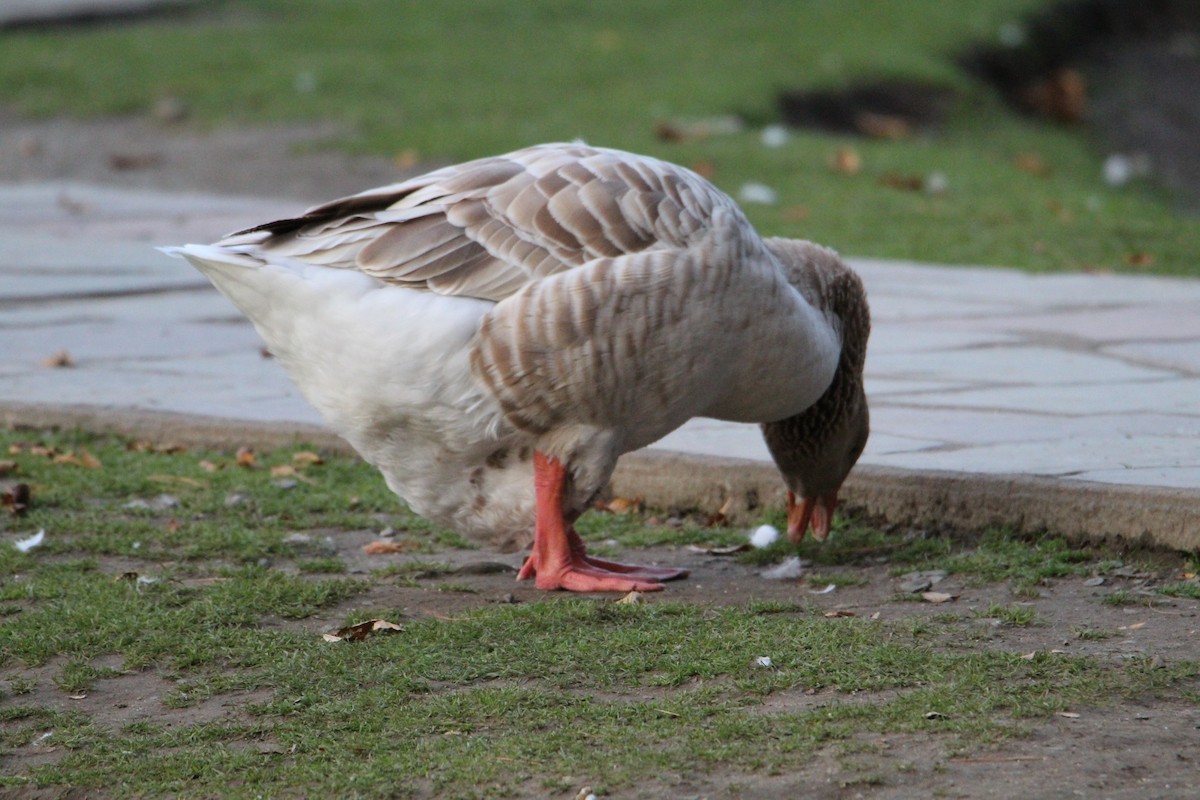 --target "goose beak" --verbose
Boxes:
[786,489,839,543]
